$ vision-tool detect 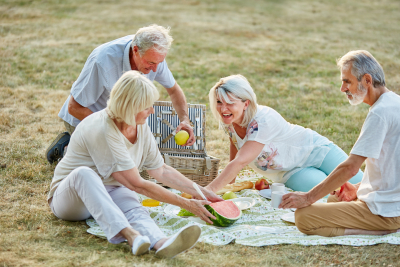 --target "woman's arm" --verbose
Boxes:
[112,168,216,223]
[206,140,264,193]
[147,164,222,202]
[230,138,238,161]
[228,138,238,184]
